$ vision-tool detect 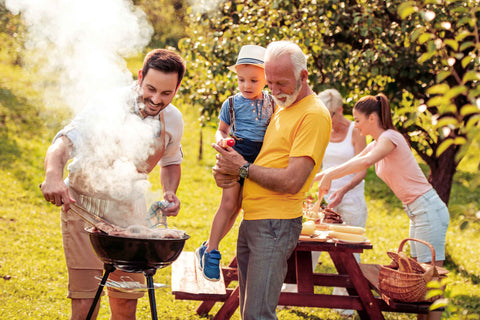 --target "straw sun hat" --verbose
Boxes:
[227,45,266,73]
